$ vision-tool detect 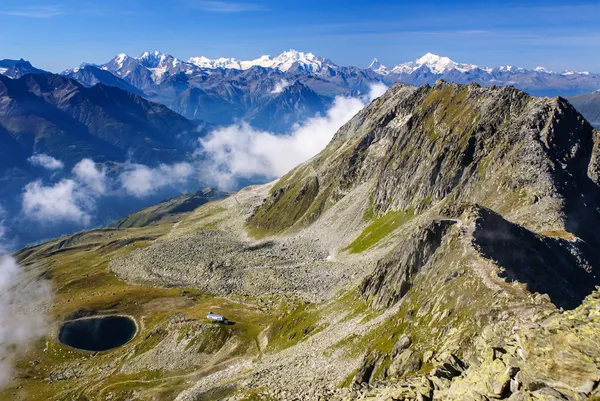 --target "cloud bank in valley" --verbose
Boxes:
[18,84,388,225]
[0,210,52,388]
[119,162,195,197]
[199,83,388,188]
[21,158,198,224]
